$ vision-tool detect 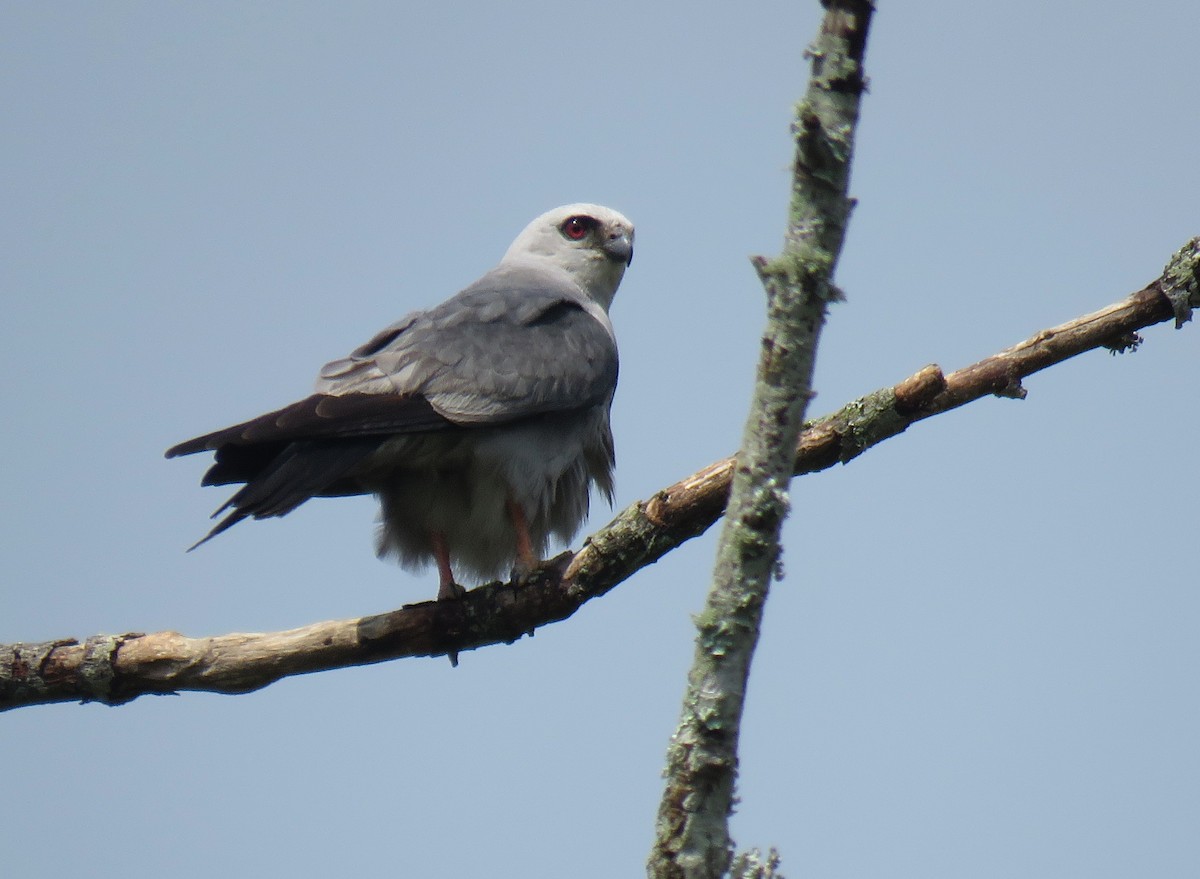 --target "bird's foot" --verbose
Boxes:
[509,558,537,584]
[509,551,573,586]
[434,579,464,667]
